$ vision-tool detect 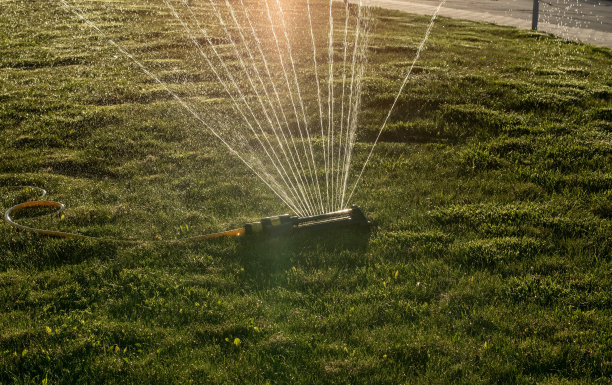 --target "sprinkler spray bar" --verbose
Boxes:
[244,205,370,237]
